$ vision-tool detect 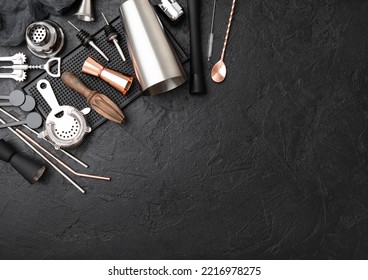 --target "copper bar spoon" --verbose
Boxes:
[211,0,236,83]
